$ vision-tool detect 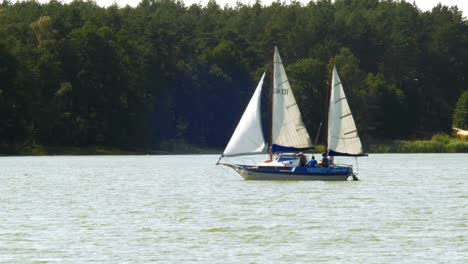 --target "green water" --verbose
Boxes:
[0,154,466,263]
